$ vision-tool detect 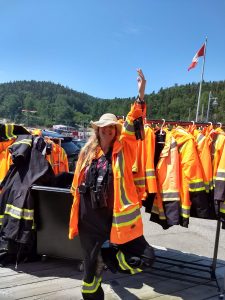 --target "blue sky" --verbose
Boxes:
[0,0,224,99]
